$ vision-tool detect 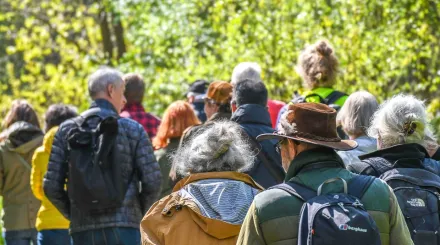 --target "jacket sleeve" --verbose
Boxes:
[31,148,46,201]
[237,202,267,245]
[388,185,414,245]
[135,126,162,214]
[43,125,70,219]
